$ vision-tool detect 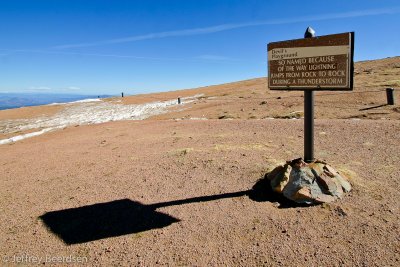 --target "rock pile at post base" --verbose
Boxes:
[266,158,352,204]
